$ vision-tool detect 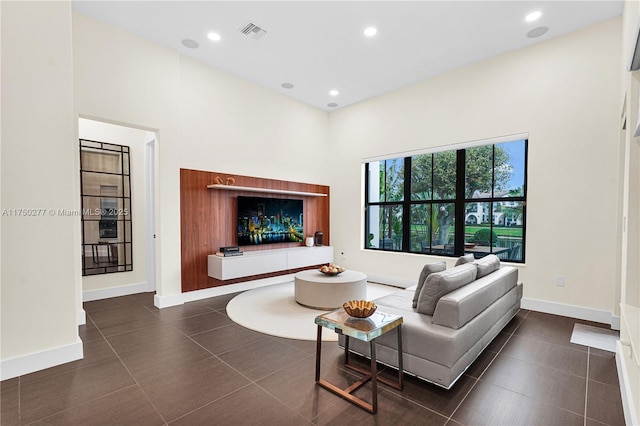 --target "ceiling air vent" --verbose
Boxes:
[239,22,267,40]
